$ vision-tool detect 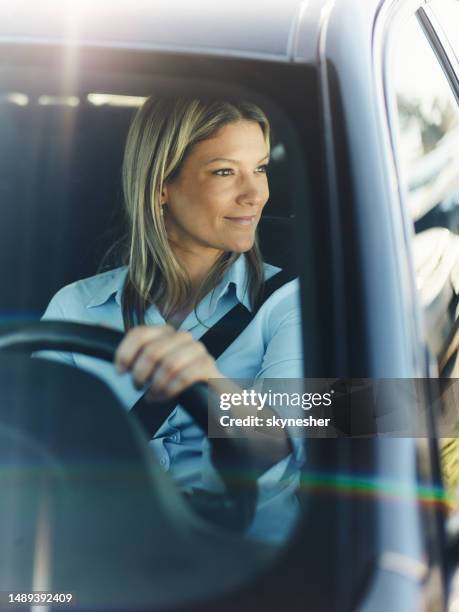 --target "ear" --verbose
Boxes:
[160,184,169,205]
